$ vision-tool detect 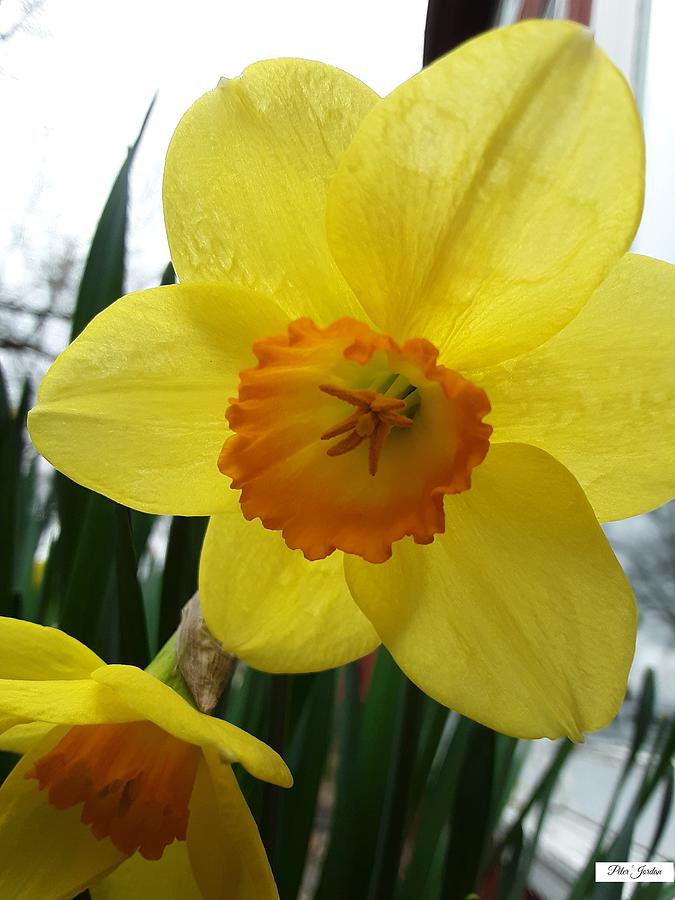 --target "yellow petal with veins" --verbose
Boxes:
[0,679,135,726]
[187,752,278,900]
[0,728,126,900]
[90,841,201,900]
[344,444,636,740]
[474,253,675,521]
[0,617,104,680]
[327,20,644,368]
[0,722,53,755]
[164,59,377,325]
[92,665,291,788]
[200,501,379,673]
[28,283,288,515]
